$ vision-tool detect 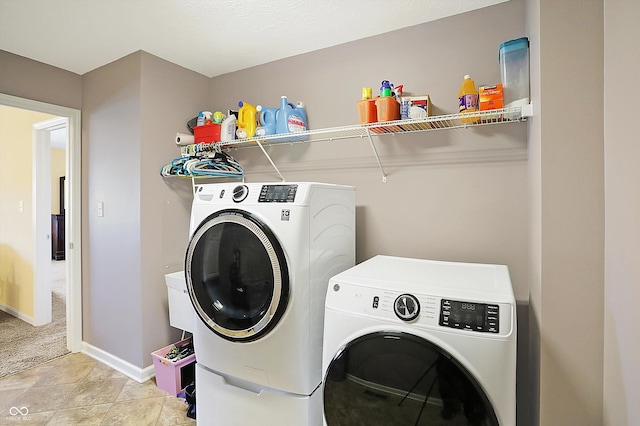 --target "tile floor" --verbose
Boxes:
[0,352,195,425]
